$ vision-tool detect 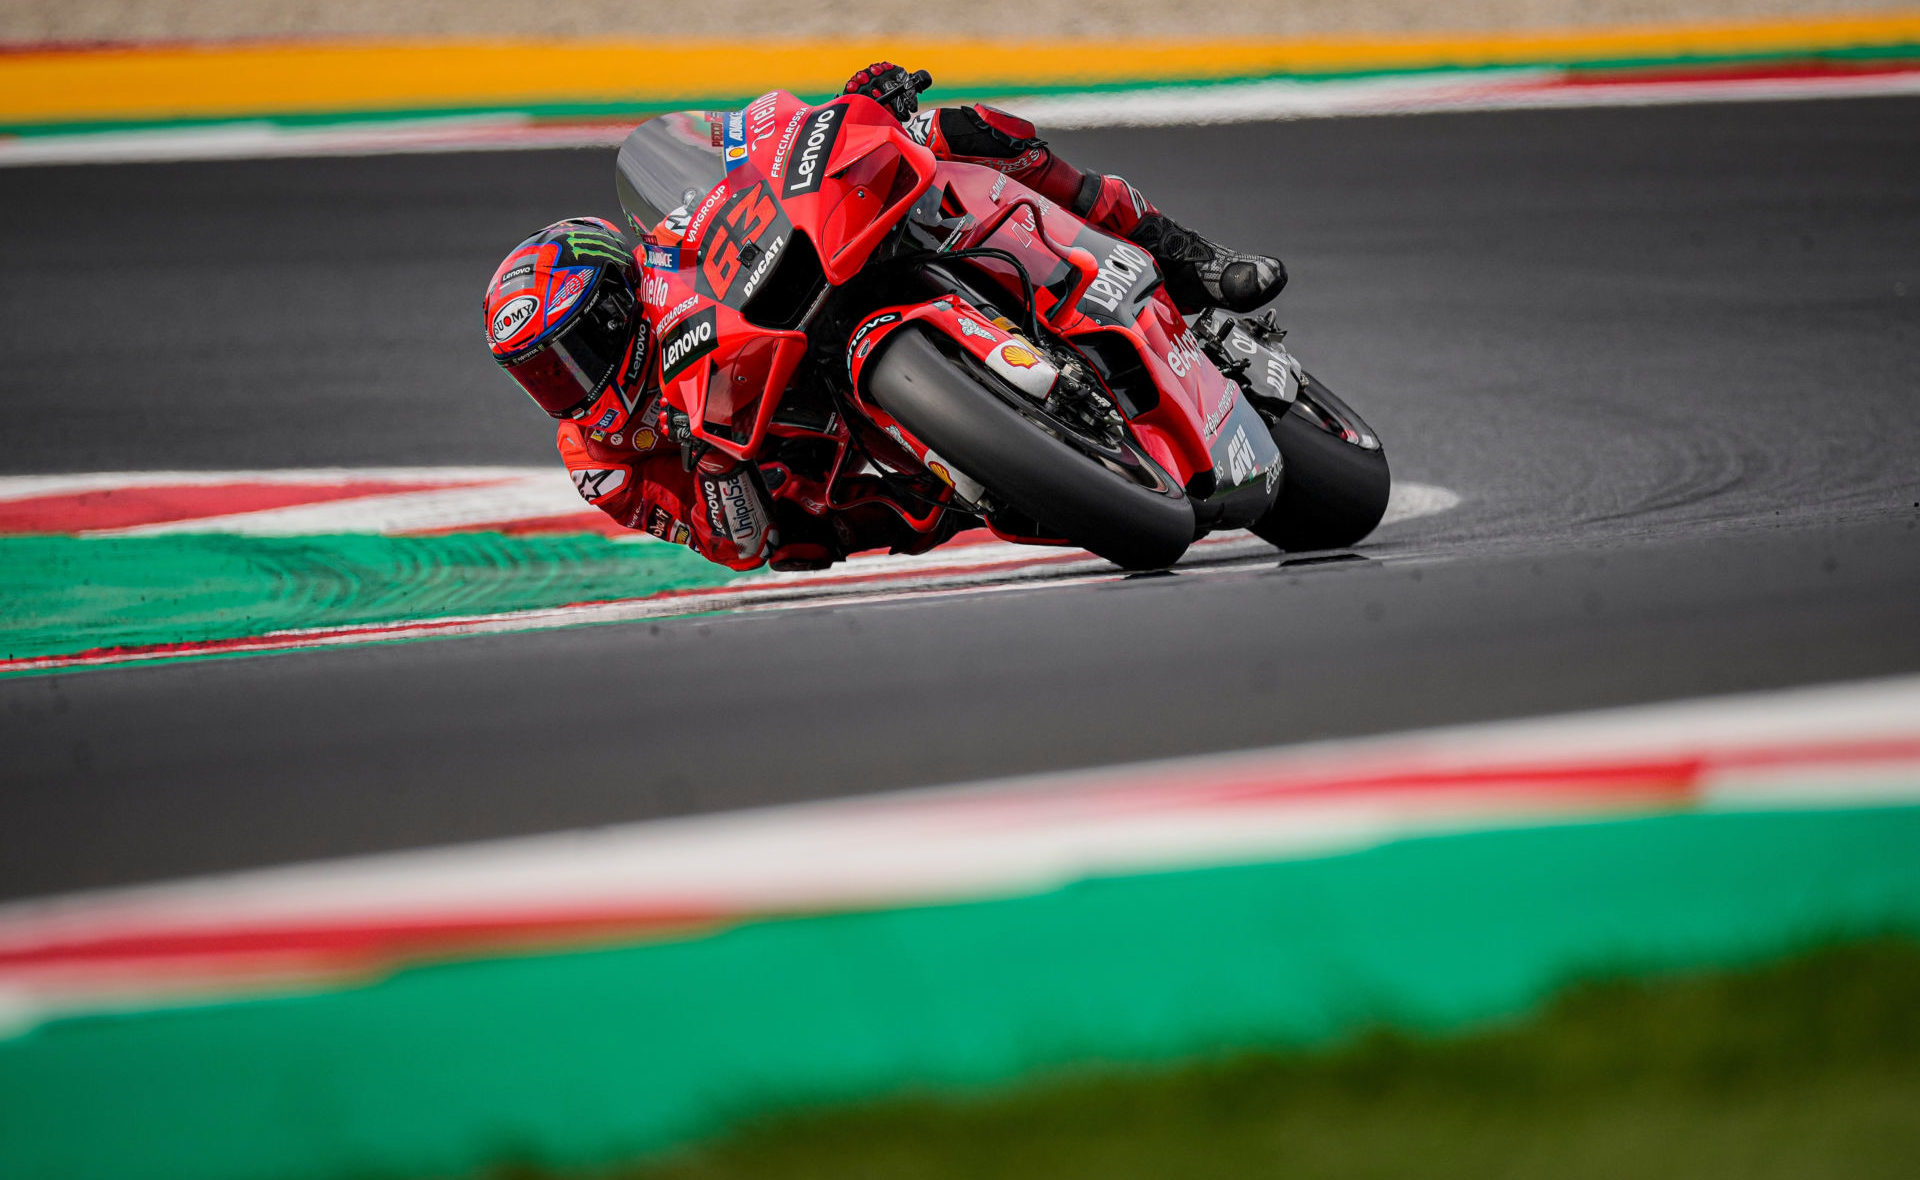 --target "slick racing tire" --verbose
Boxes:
[1251,372,1392,552]
[867,327,1195,571]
